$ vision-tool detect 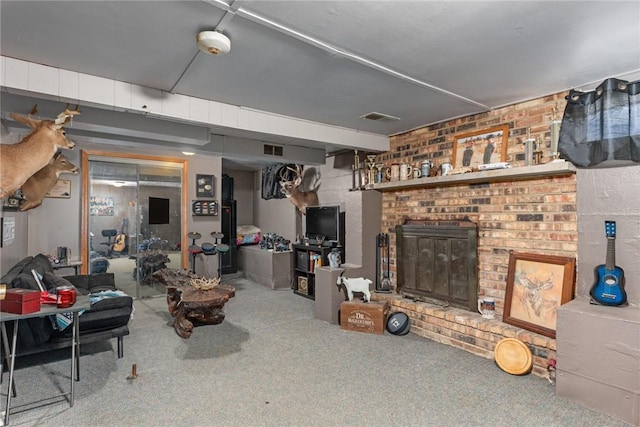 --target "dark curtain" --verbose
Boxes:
[261,163,297,200]
[559,77,640,167]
